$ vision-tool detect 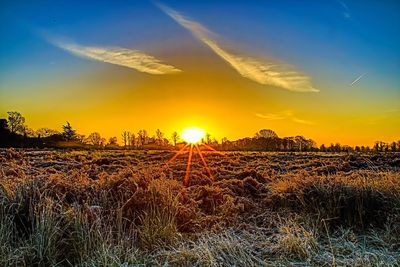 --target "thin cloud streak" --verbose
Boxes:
[256,111,315,125]
[292,117,315,125]
[350,73,366,86]
[255,113,286,120]
[337,0,351,19]
[51,40,182,75]
[158,3,318,92]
